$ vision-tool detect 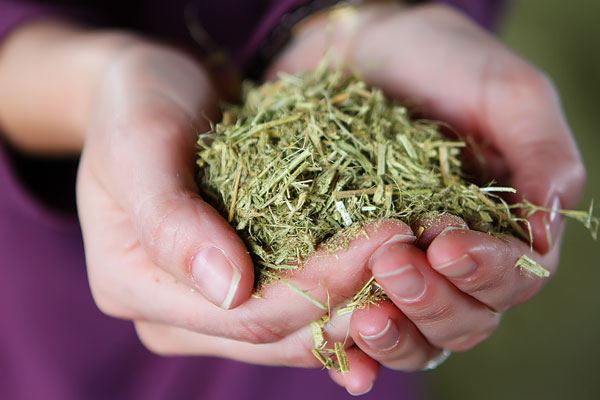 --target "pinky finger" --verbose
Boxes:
[328,347,380,396]
[350,301,440,372]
